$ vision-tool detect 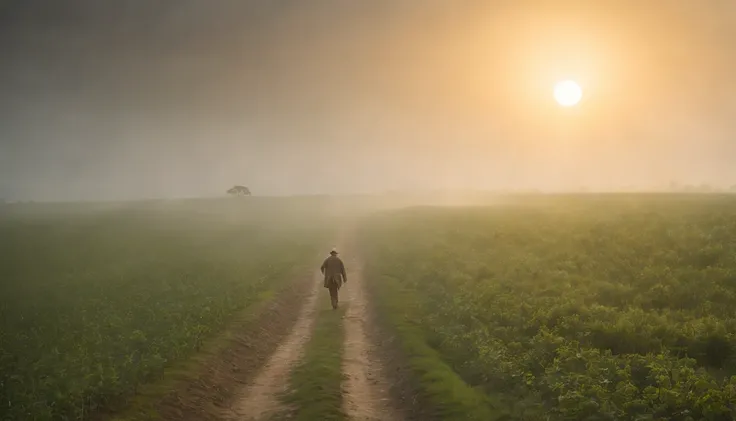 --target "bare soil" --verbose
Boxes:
[341,255,403,421]
[133,235,413,421]
[151,269,317,421]
[362,284,431,421]
[223,271,322,421]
